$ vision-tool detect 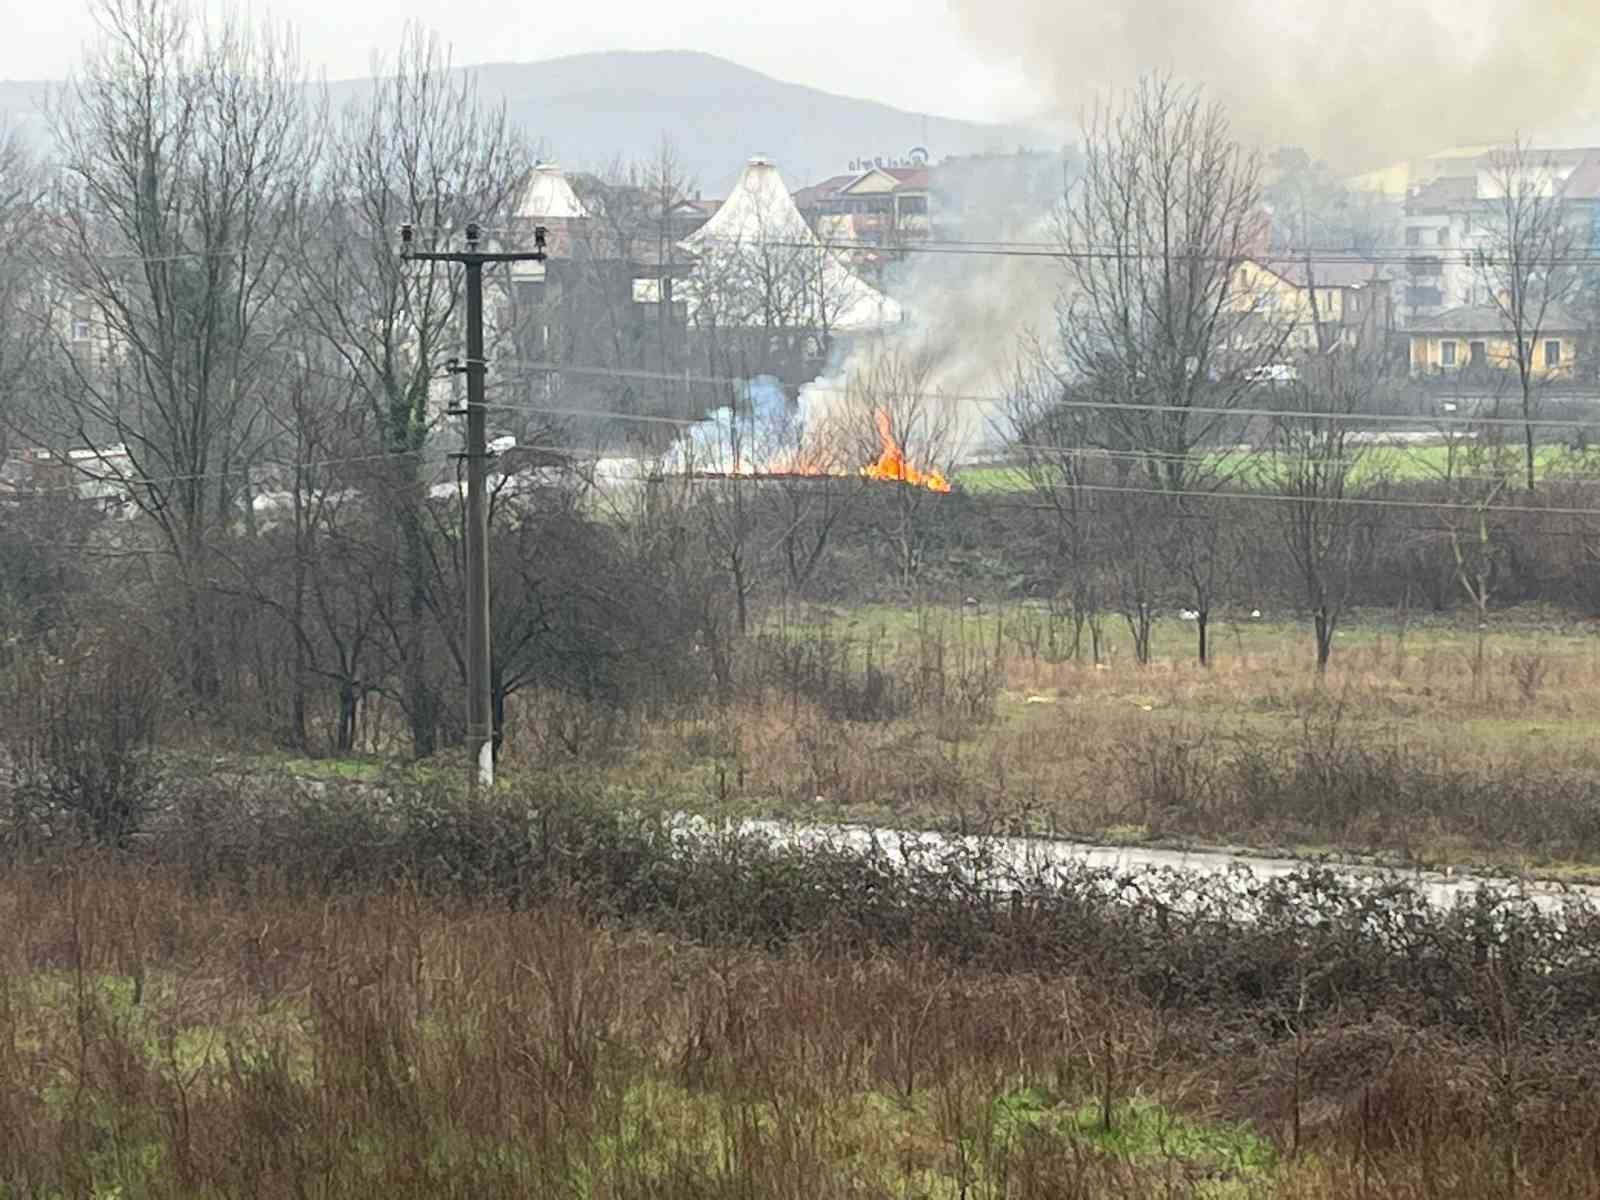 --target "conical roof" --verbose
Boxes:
[682,157,902,334]
[683,156,812,248]
[517,162,588,220]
